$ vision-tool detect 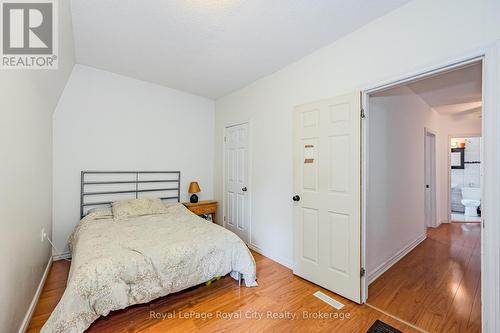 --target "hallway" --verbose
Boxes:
[368,223,481,332]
